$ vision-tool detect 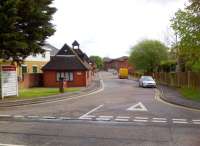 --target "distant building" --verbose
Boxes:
[103,56,134,73]
[42,41,93,87]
